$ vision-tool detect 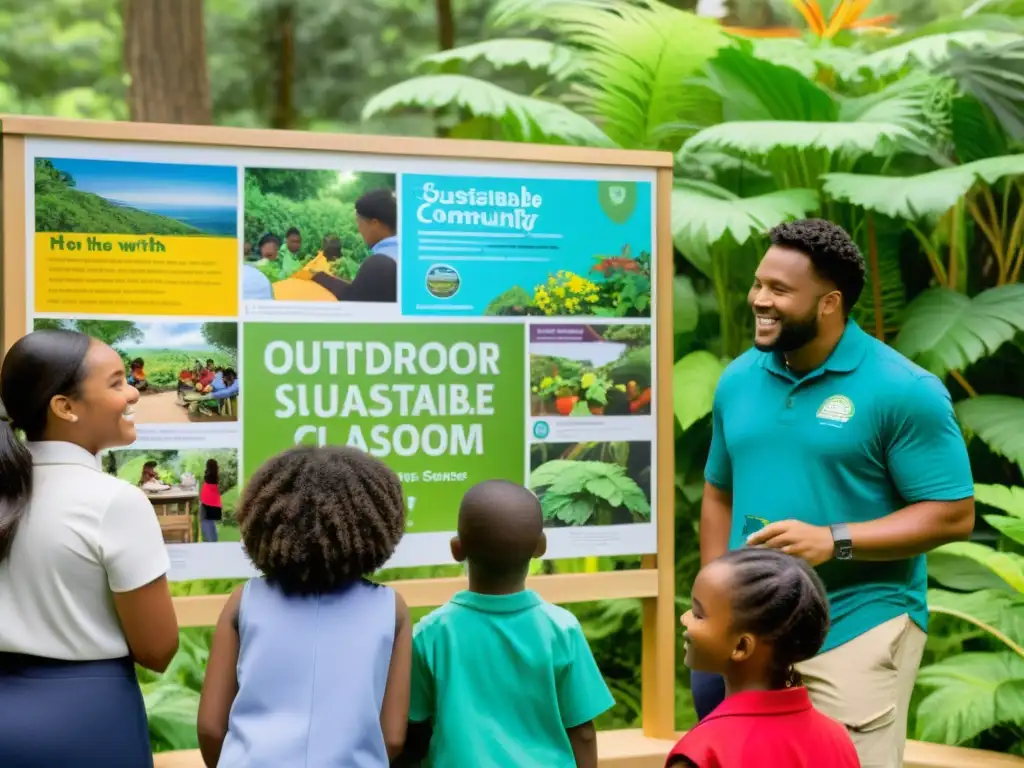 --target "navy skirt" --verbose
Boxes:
[0,653,152,767]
